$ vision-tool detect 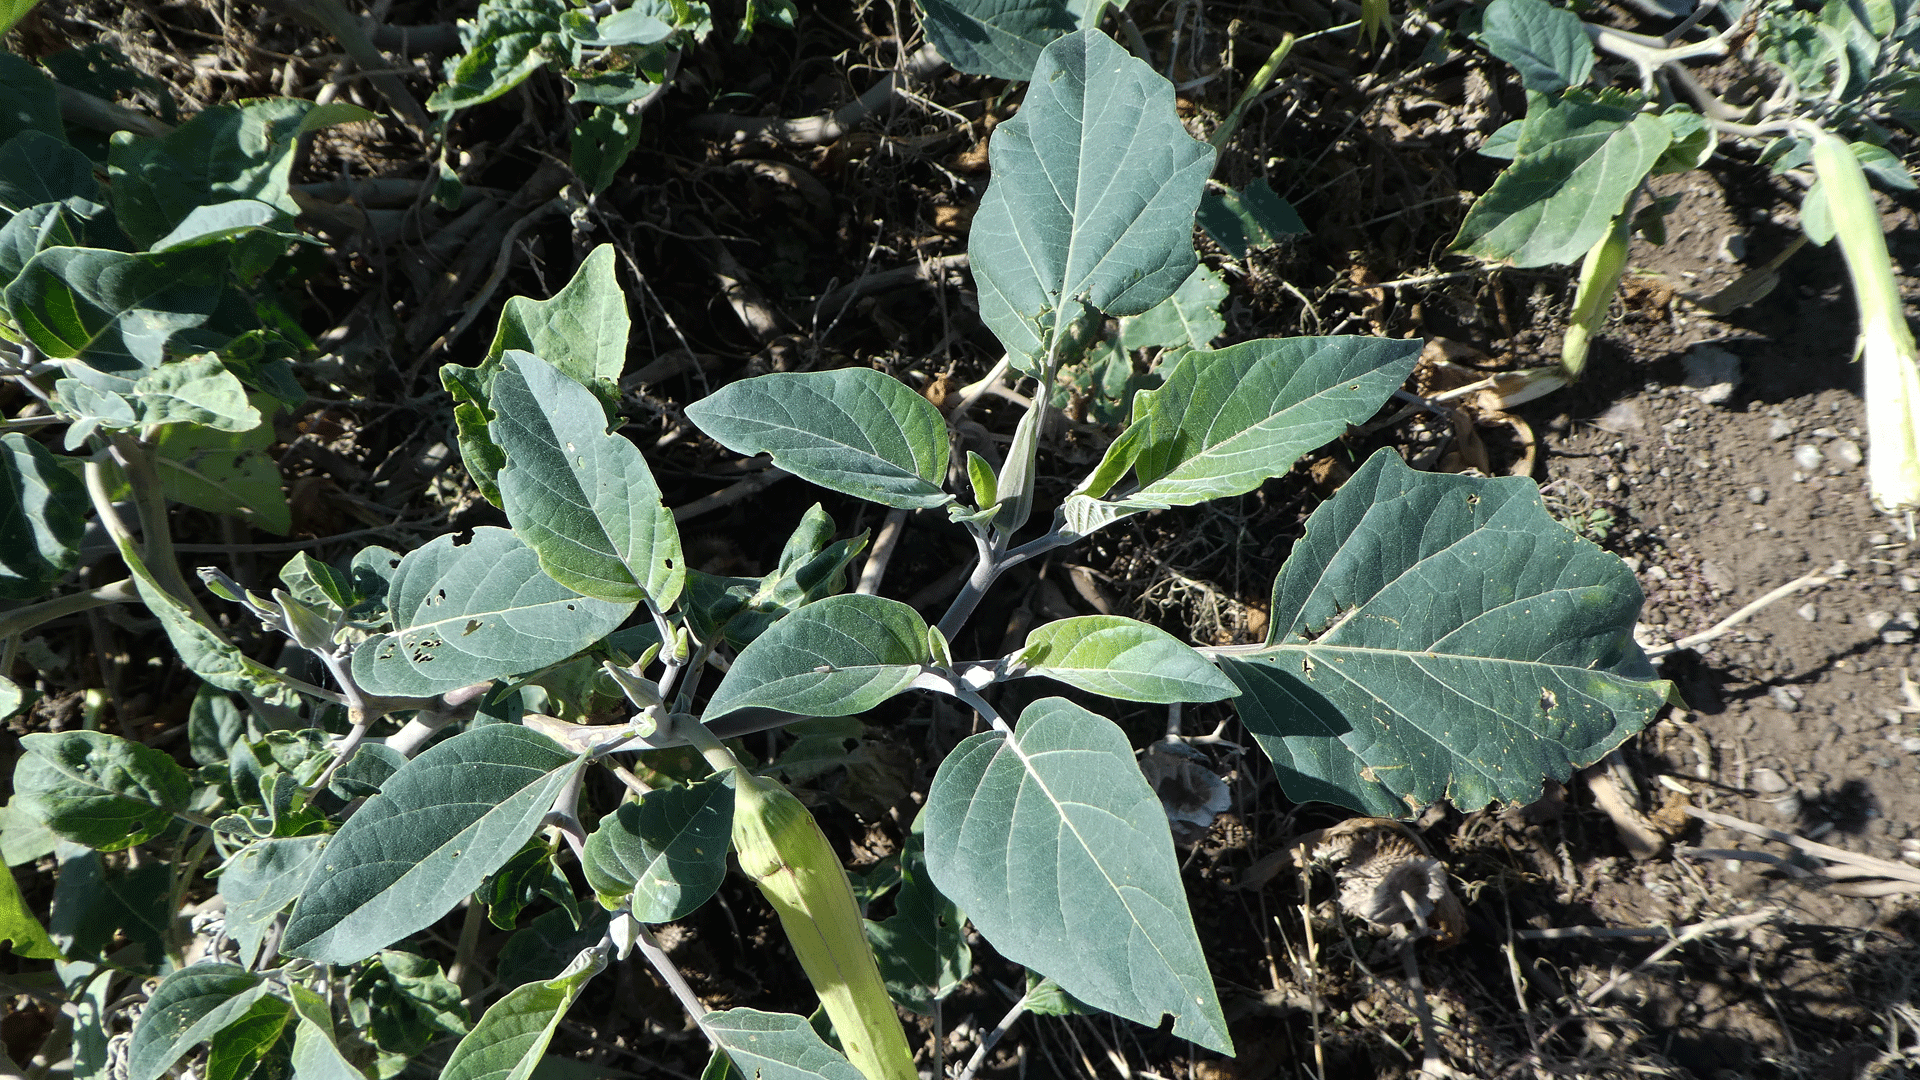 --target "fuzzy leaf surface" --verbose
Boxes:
[492,351,683,606]
[4,246,224,373]
[349,527,632,697]
[1065,337,1419,536]
[1478,0,1596,93]
[153,419,290,534]
[704,594,931,724]
[705,1010,866,1080]
[1219,450,1668,815]
[582,778,732,921]
[14,731,193,851]
[0,130,97,211]
[217,835,325,966]
[917,0,1075,80]
[1012,616,1237,703]
[281,726,587,964]
[687,369,952,509]
[923,697,1232,1053]
[127,965,271,1080]
[970,29,1214,370]
[1117,264,1226,350]
[865,835,970,1014]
